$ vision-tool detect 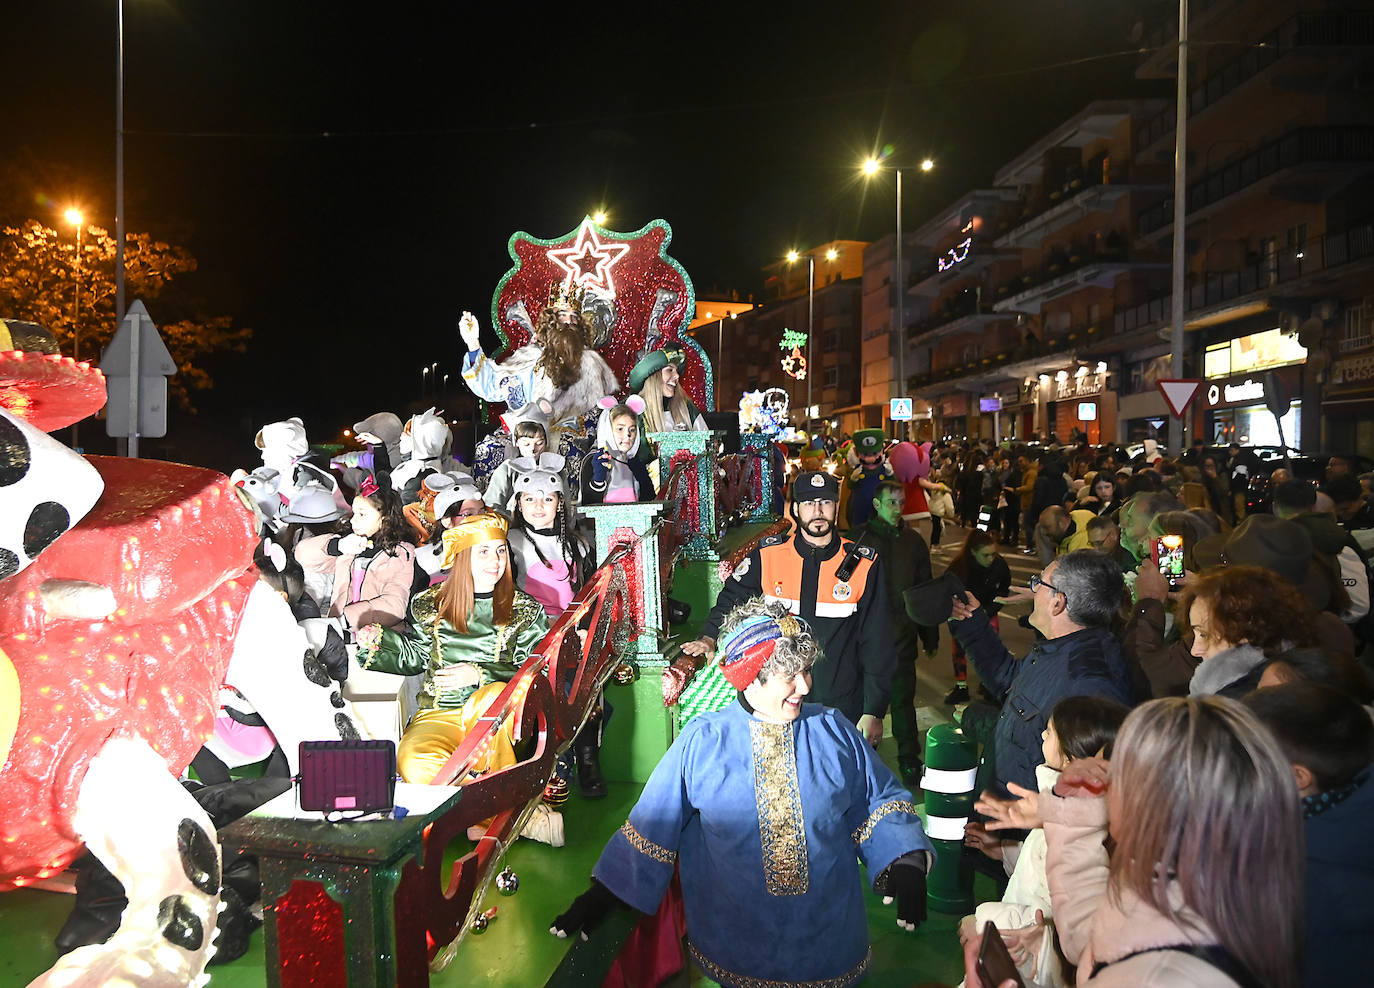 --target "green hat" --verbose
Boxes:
[854,429,886,456]
[629,345,688,393]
